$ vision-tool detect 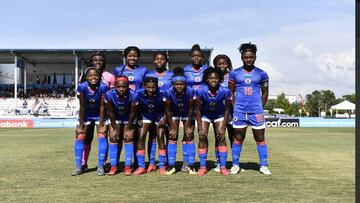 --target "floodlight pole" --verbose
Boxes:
[73,51,79,91]
[14,55,18,113]
[24,62,27,95]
